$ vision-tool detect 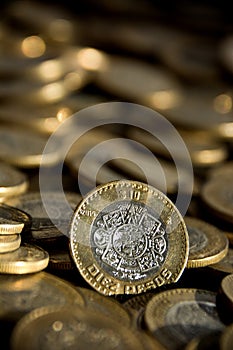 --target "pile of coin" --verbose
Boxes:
[0,0,233,349]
